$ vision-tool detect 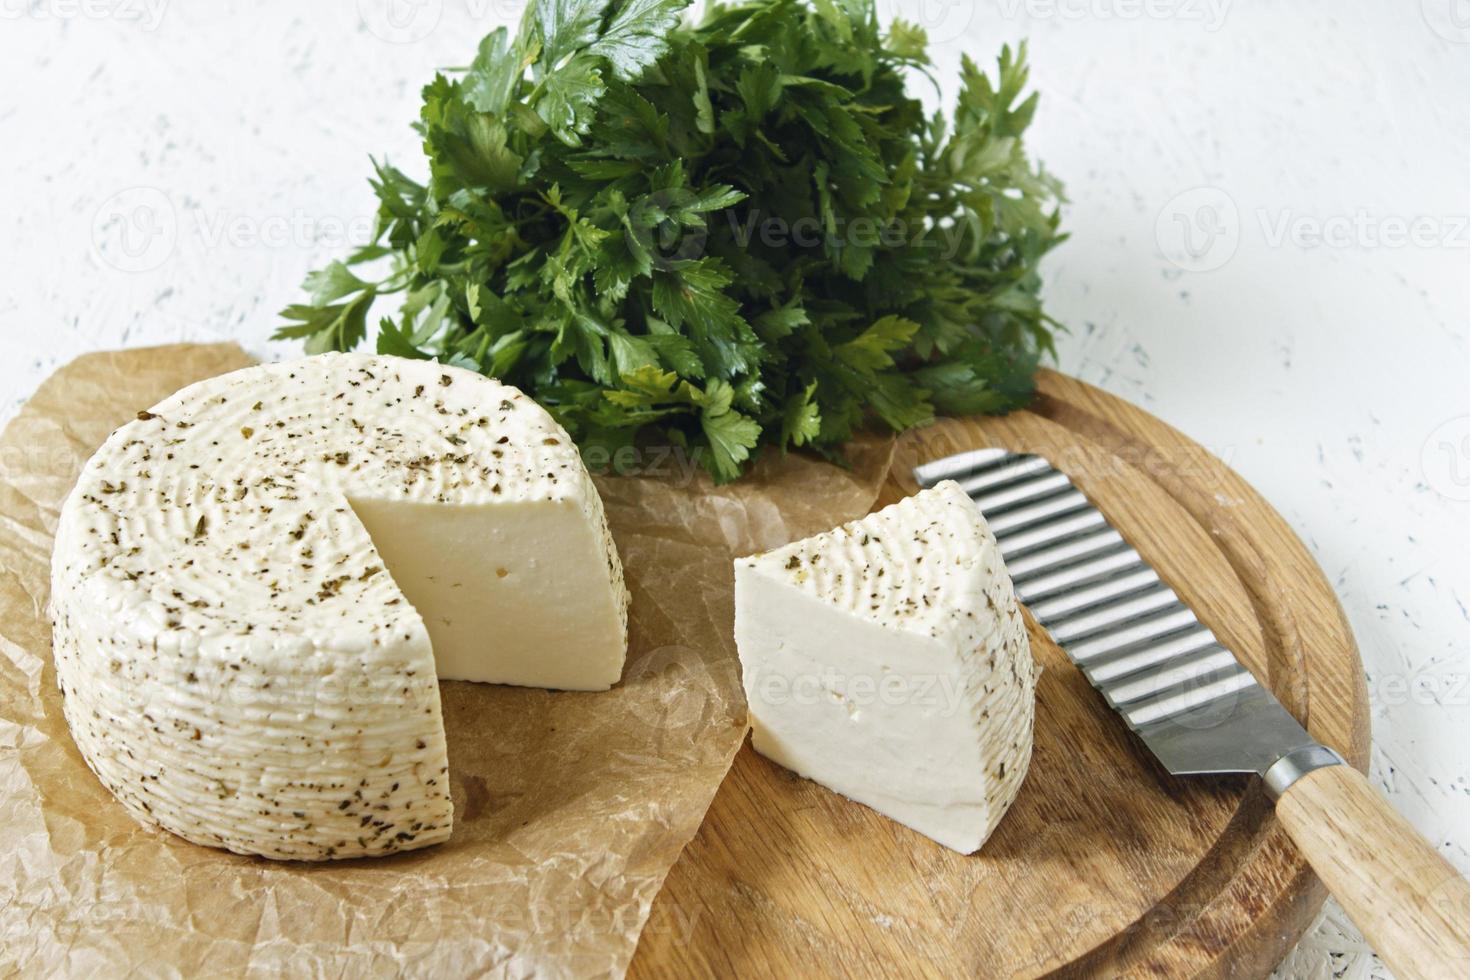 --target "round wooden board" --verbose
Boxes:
[629,369,1371,979]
